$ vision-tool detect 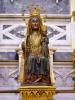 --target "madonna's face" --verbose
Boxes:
[31,17,40,30]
